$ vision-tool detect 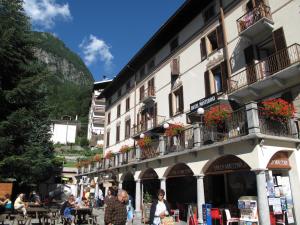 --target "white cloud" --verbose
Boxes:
[23,0,71,29]
[80,35,114,70]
